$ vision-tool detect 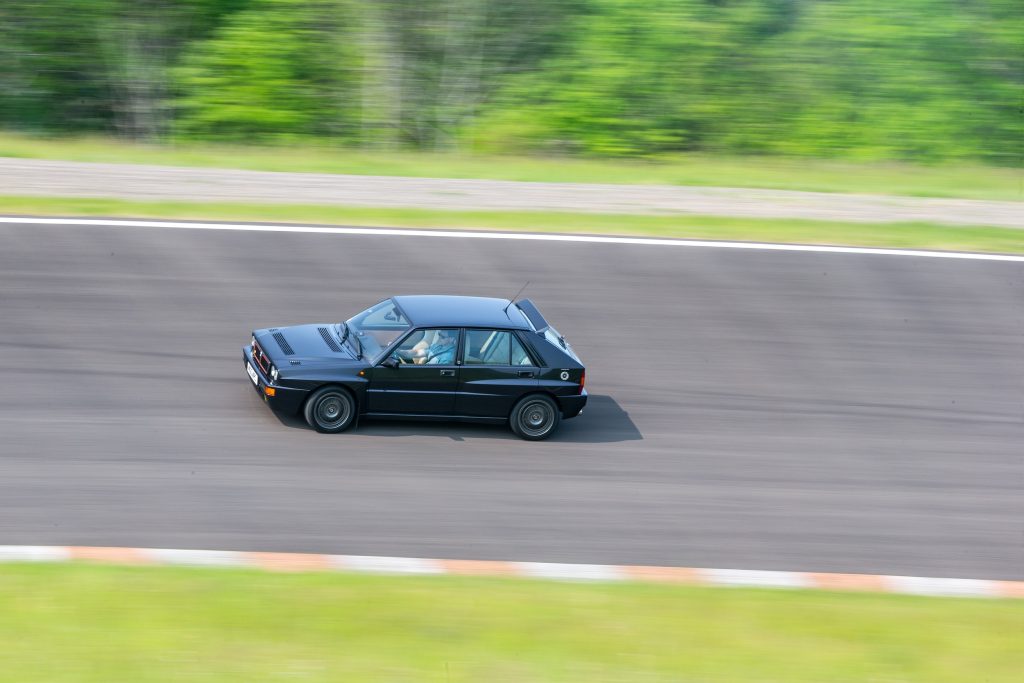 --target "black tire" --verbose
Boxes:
[304,386,356,434]
[510,394,561,441]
